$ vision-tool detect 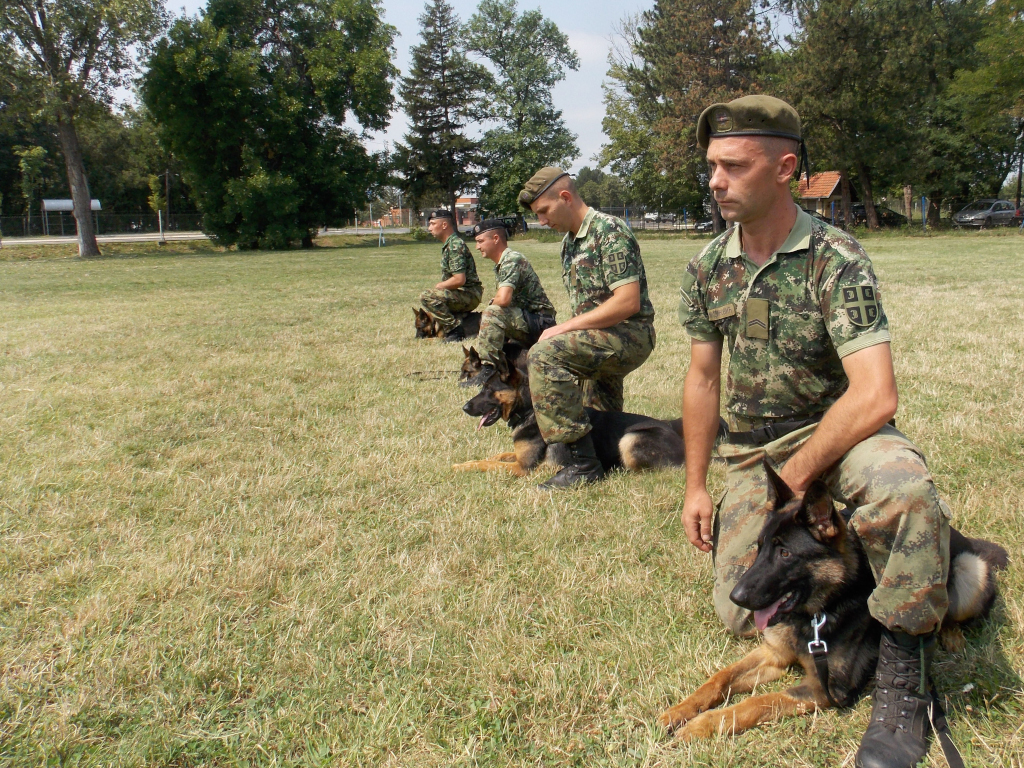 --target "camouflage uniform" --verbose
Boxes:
[475,248,556,366]
[528,209,656,443]
[679,208,949,636]
[420,233,483,334]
